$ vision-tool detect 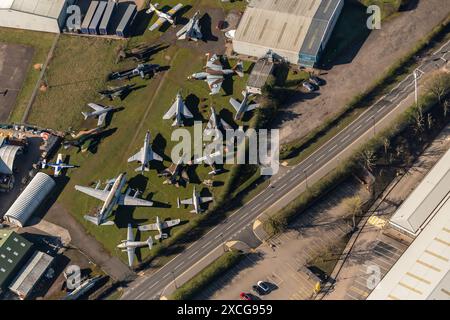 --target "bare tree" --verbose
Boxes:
[427,72,449,104]
[427,113,434,131]
[444,100,449,117]
[359,149,376,172]
[413,107,425,134]
[343,196,363,232]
